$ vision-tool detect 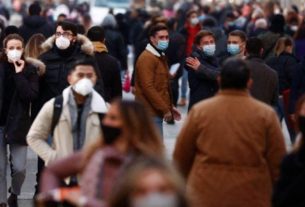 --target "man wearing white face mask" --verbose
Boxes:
[27,58,108,170]
[185,30,220,110]
[135,24,181,138]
